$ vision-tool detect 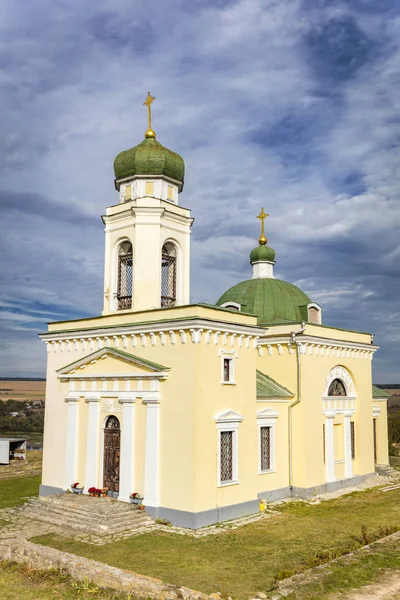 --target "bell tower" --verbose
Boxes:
[102,93,193,315]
